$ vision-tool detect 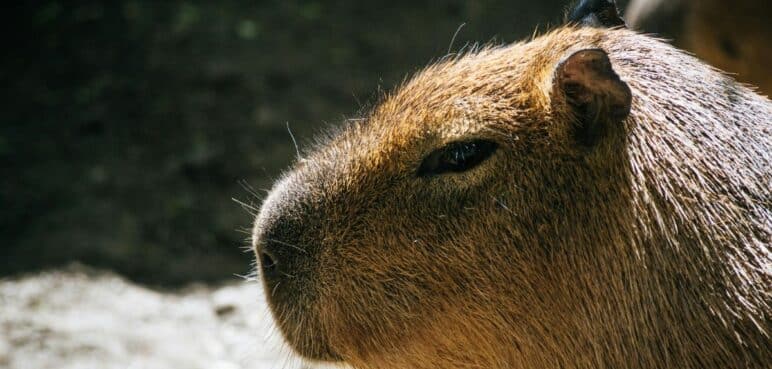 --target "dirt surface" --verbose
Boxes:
[0,266,341,369]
